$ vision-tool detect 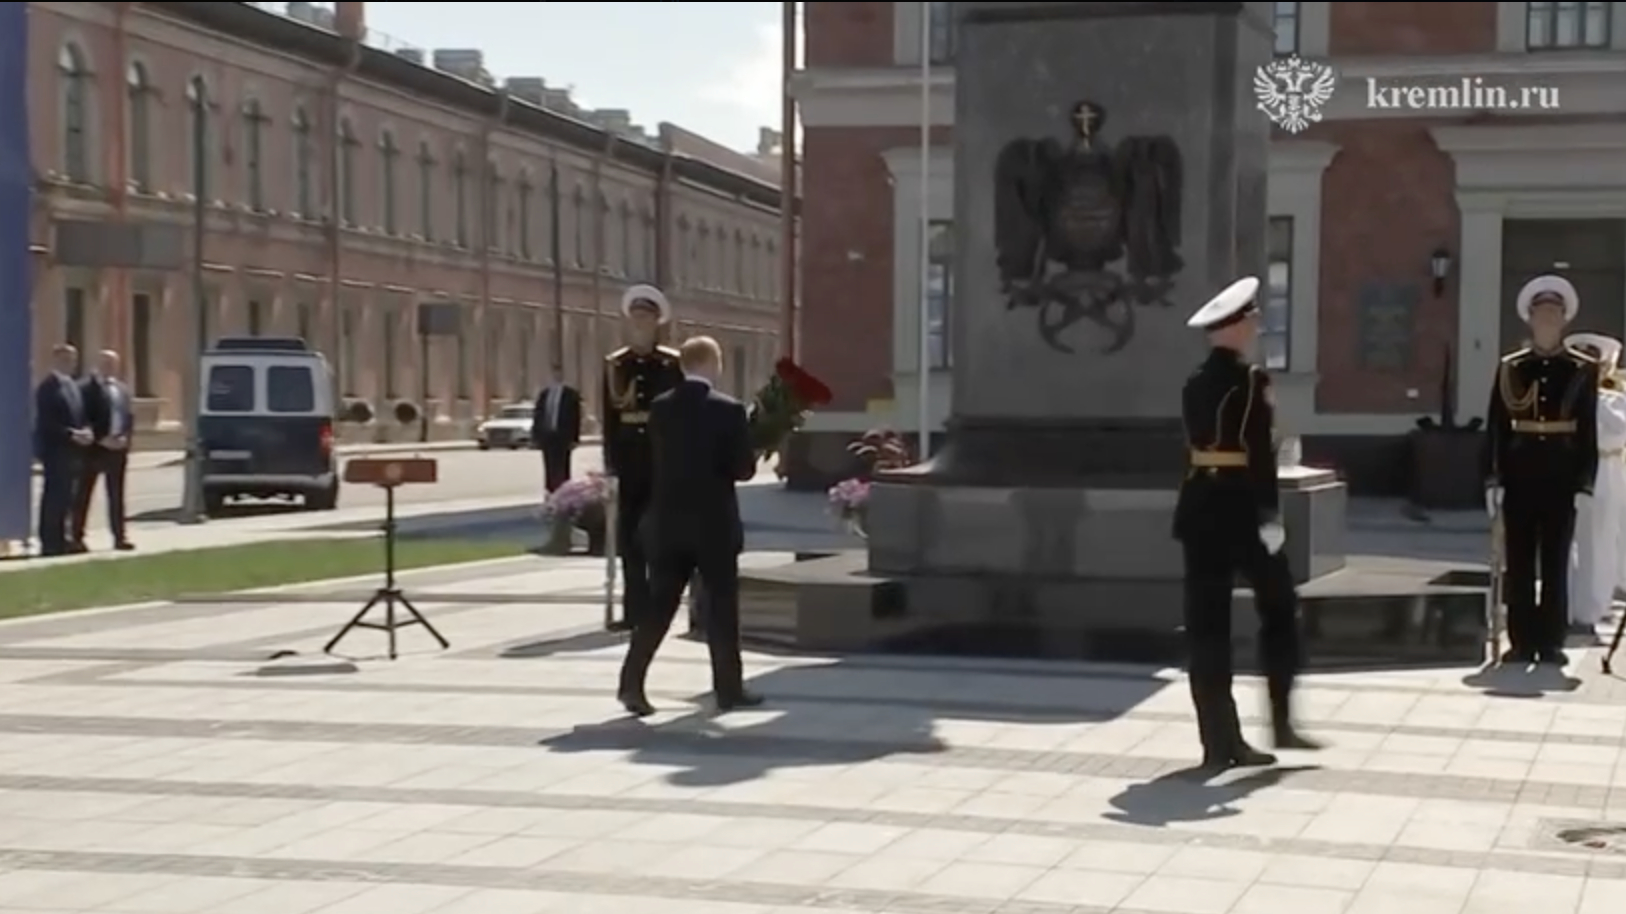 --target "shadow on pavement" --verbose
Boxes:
[1461,661,1581,696]
[537,658,1169,788]
[501,629,625,658]
[131,501,306,523]
[1104,764,1316,827]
